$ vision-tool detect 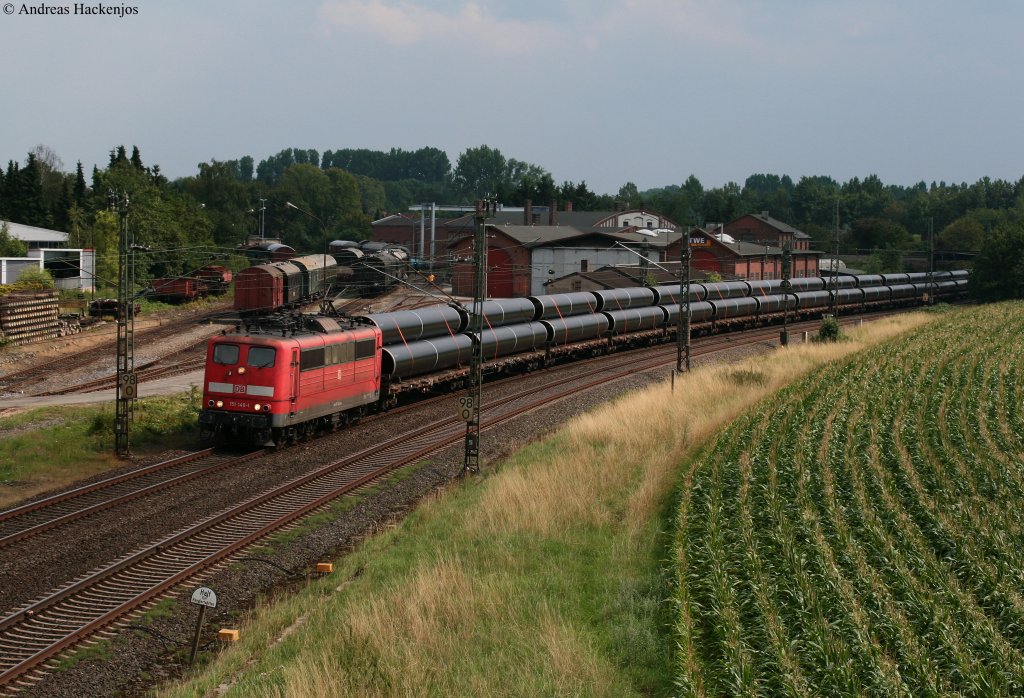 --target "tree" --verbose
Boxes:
[971,222,1024,301]
[180,160,257,245]
[10,153,48,227]
[702,182,742,223]
[792,175,839,227]
[0,221,28,256]
[938,216,985,252]
[617,182,640,209]
[558,180,598,210]
[73,161,88,206]
[451,145,508,199]
[848,217,911,253]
